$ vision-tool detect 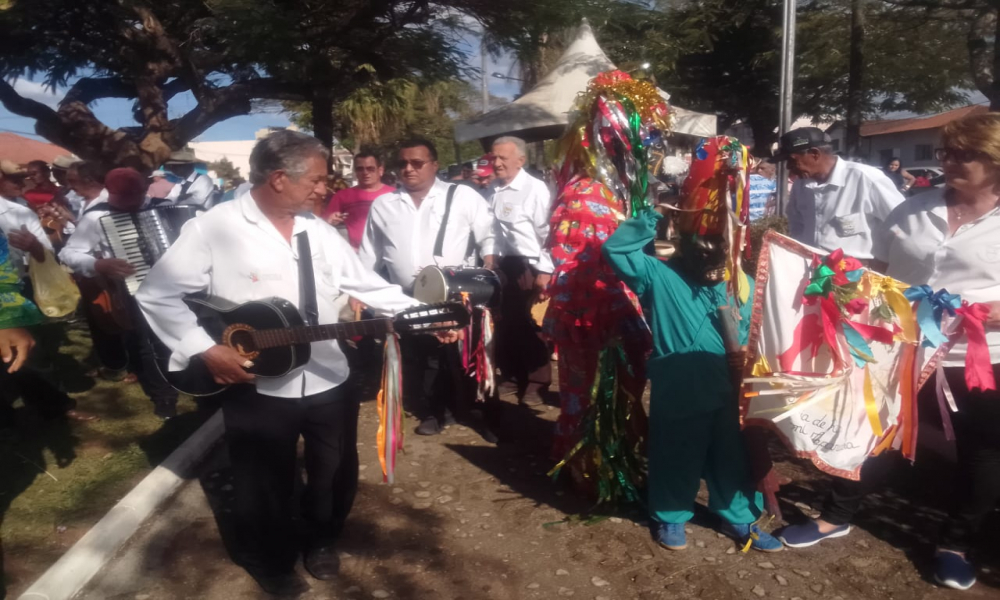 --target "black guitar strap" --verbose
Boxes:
[295,231,319,327]
[433,184,457,258]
